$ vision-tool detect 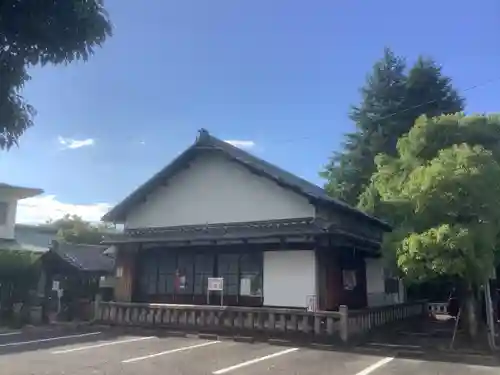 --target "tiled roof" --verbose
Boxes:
[101,217,383,248]
[102,129,390,230]
[51,241,114,273]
